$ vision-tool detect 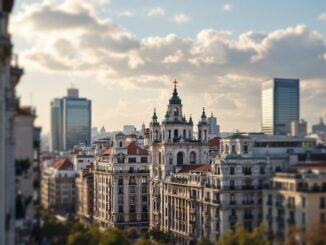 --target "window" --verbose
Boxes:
[231,145,236,154]
[142,205,148,212]
[118,187,123,194]
[129,186,136,193]
[174,129,178,139]
[243,167,252,175]
[141,177,147,184]
[130,196,136,204]
[190,152,196,164]
[130,205,136,213]
[321,213,325,224]
[142,196,147,202]
[301,212,305,225]
[302,197,306,208]
[128,157,136,163]
[78,159,83,163]
[260,166,265,175]
[320,197,325,209]
[118,177,123,185]
[119,141,123,148]
[230,167,235,175]
[118,196,123,204]
[183,129,186,138]
[159,152,161,164]
[177,152,184,165]
[140,157,147,163]
[118,206,123,213]
[243,144,248,153]
[129,176,136,185]
[168,130,171,140]
[142,185,148,193]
